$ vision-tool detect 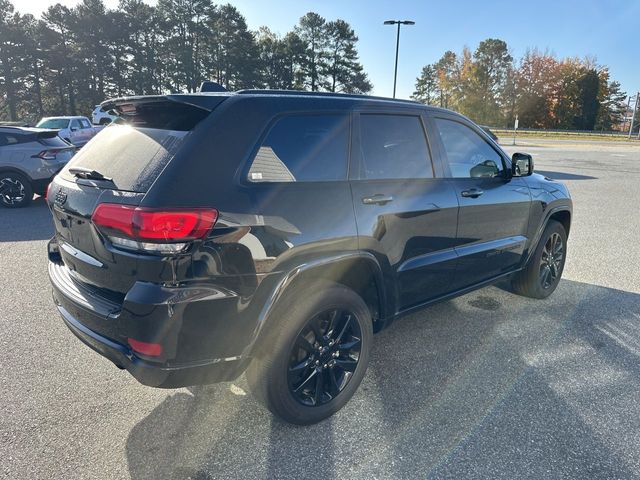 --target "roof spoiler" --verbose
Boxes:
[101,93,229,116]
[35,129,60,139]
